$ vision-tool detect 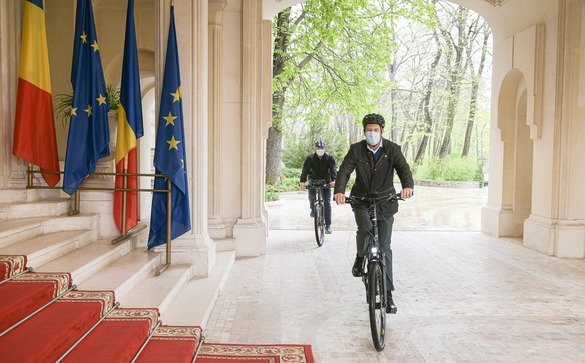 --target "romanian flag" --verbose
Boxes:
[13,0,60,187]
[63,0,110,195]
[114,0,143,233]
[147,4,191,249]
